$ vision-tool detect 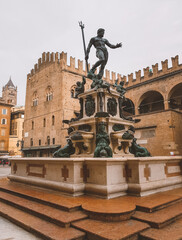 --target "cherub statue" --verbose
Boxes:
[91,77,111,94]
[113,79,126,97]
[75,76,86,98]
